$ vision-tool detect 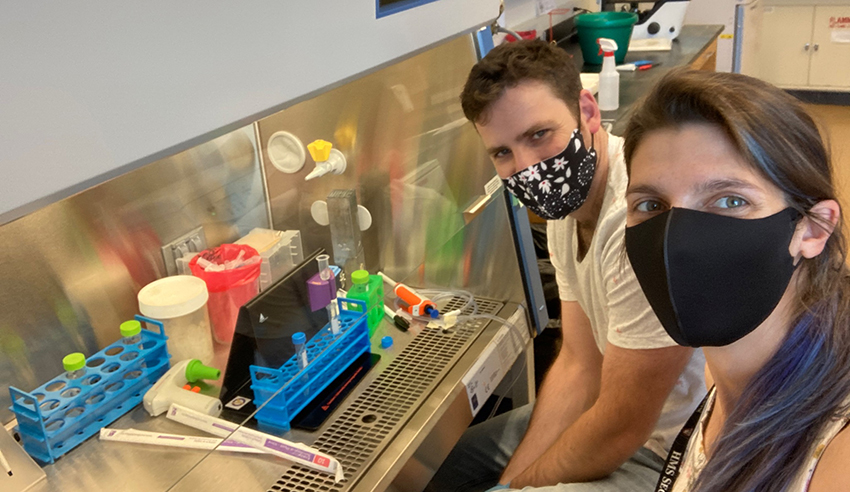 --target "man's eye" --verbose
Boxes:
[635,200,665,213]
[531,129,548,140]
[714,196,748,209]
[493,149,511,159]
